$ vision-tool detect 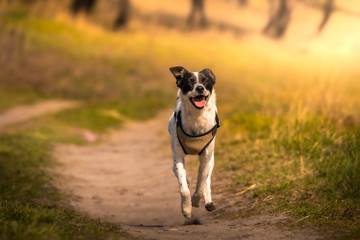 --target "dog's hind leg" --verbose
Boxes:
[173,155,192,219]
[192,146,216,211]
